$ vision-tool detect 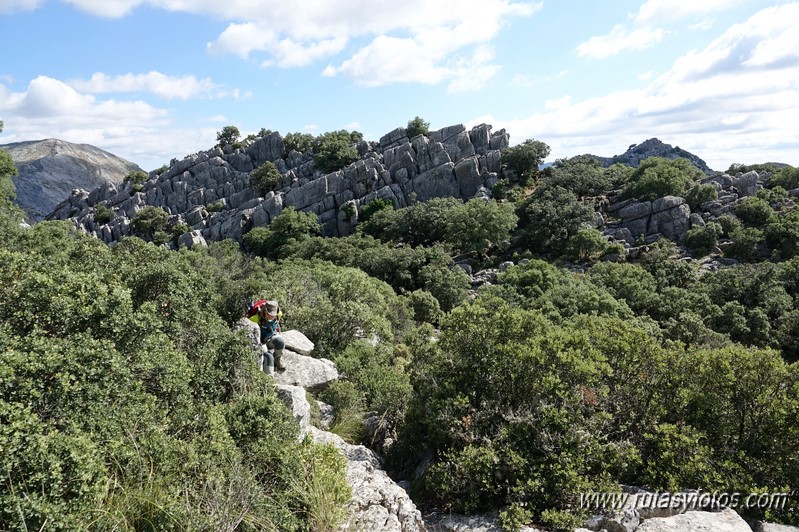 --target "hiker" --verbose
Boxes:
[246,299,286,374]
